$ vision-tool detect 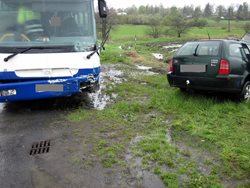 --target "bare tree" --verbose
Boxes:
[148,16,161,38]
[166,12,190,38]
